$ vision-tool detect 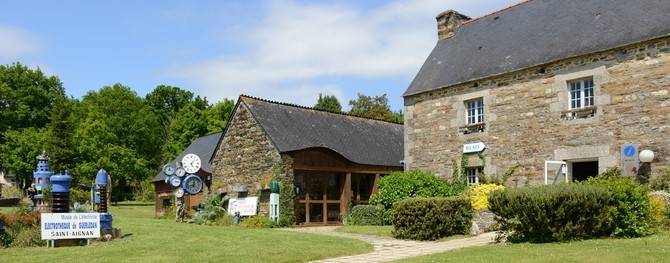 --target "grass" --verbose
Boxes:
[0,202,372,262]
[336,225,394,238]
[397,231,670,263]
